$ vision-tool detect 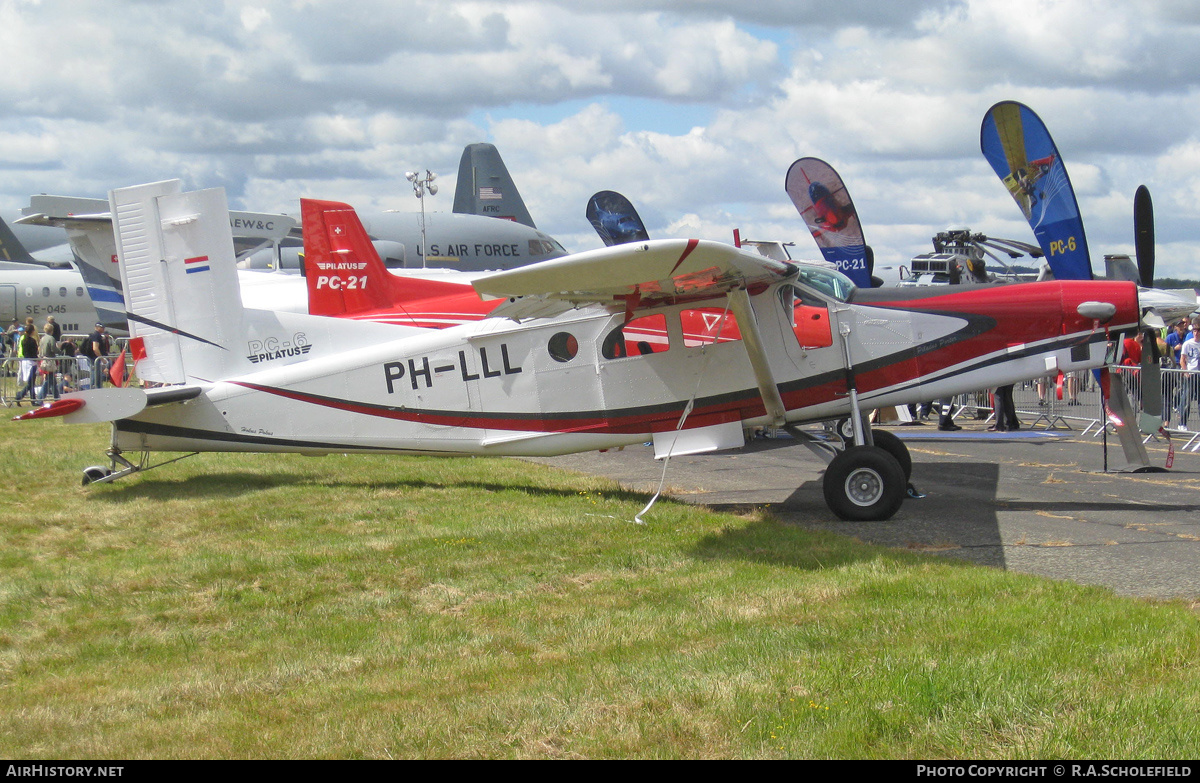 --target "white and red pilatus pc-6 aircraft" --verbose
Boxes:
[18,180,1142,521]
